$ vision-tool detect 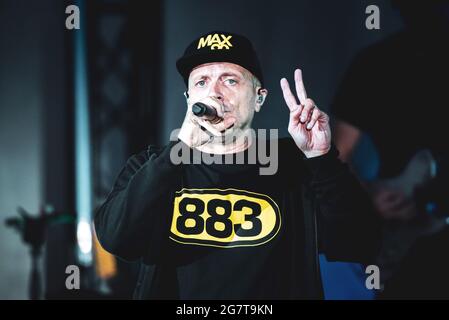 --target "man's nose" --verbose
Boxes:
[209,81,224,101]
